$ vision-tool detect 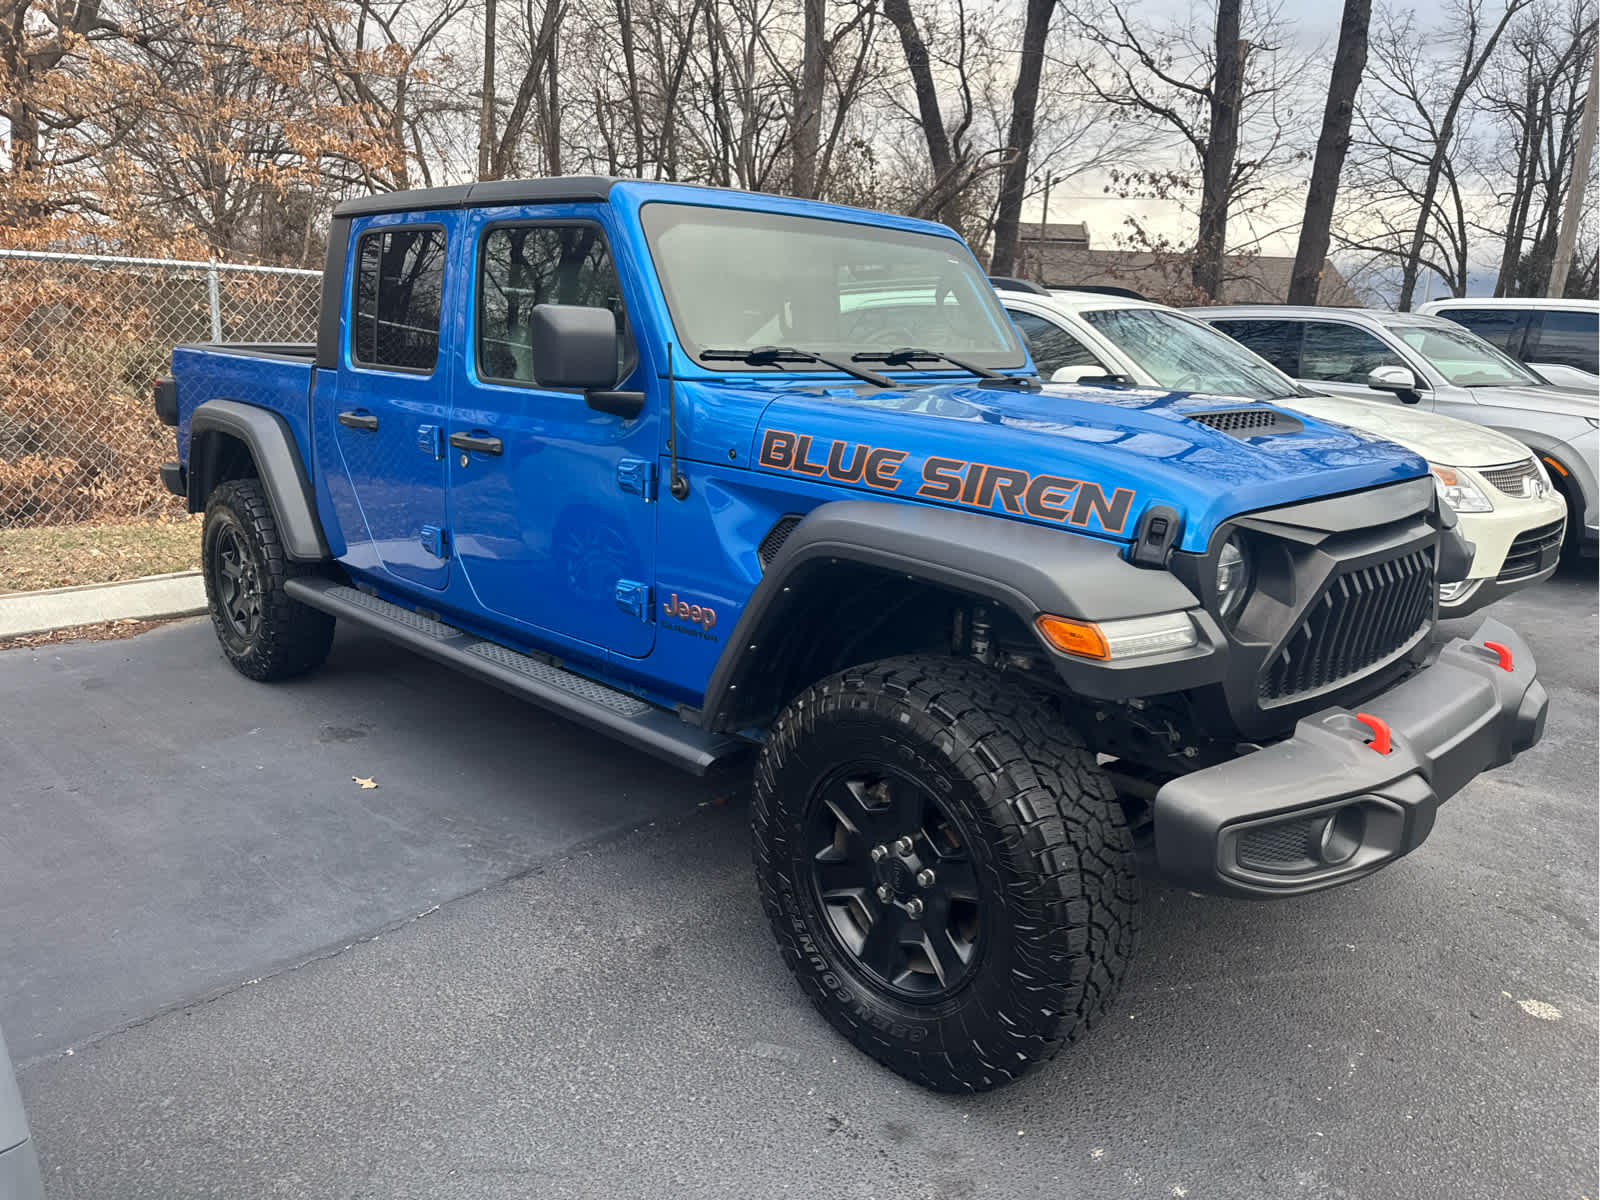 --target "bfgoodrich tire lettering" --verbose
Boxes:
[202,478,335,681]
[752,656,1138,1092]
